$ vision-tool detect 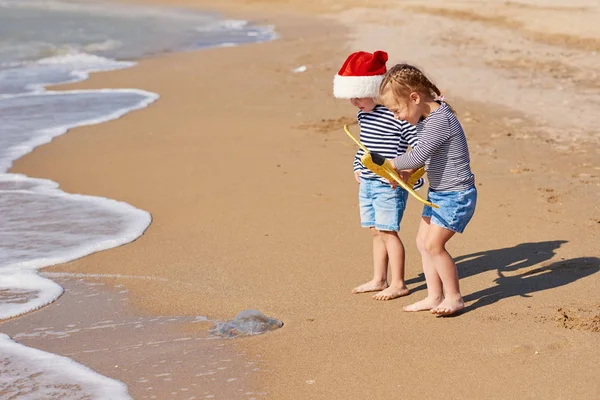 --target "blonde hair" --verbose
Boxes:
[379,63,454,112]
